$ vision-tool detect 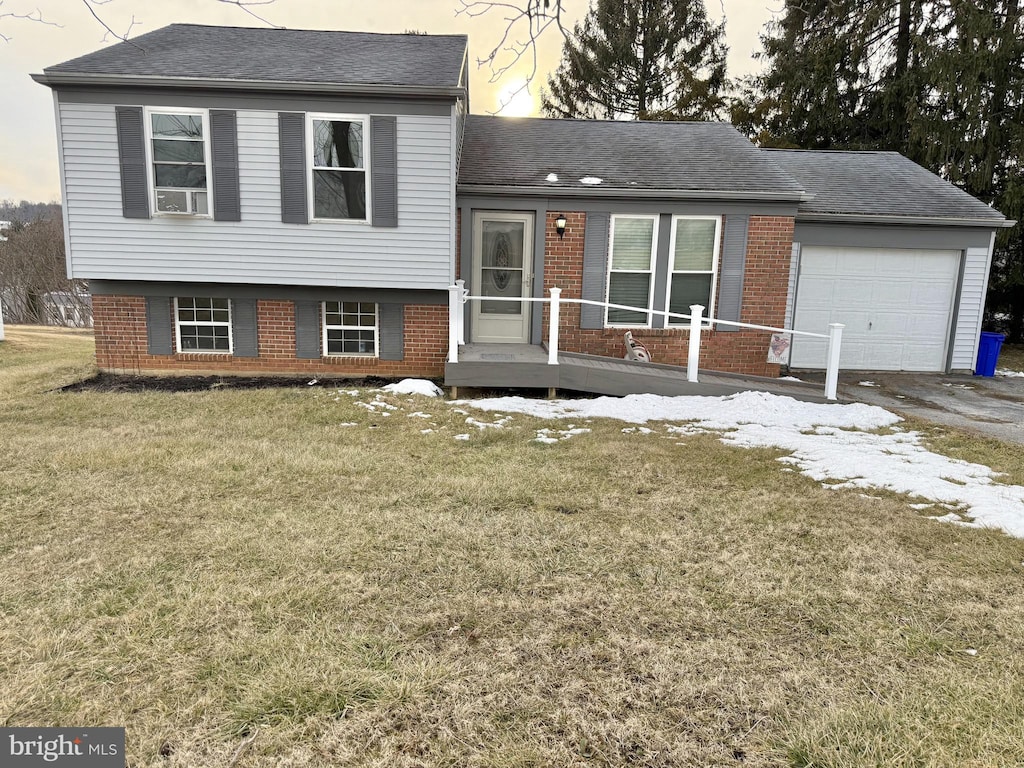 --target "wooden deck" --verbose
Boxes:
[445,344,835,403]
